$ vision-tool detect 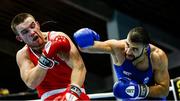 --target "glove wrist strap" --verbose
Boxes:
[38,54,55,69]
[70,84,82,97]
